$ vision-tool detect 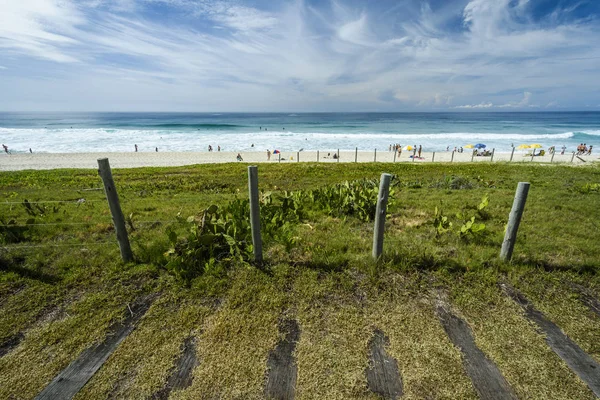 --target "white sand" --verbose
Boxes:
[0,150,591,171]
